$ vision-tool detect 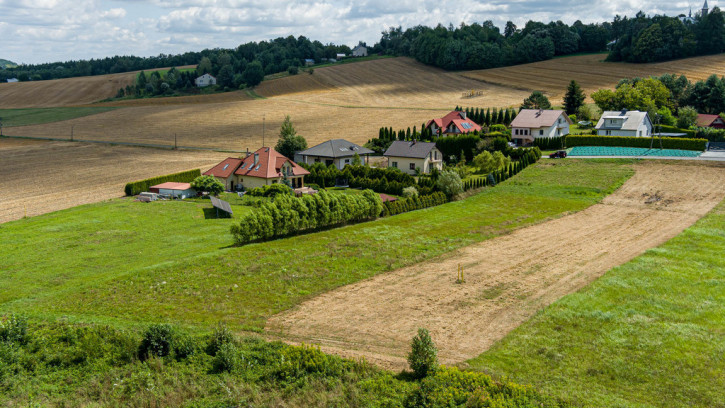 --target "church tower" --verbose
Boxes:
[703,0,709,16]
